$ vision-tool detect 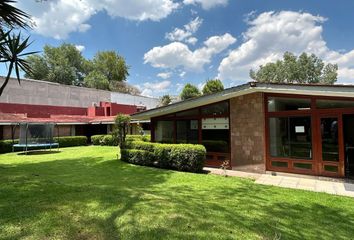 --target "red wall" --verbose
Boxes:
[0,103,87,117]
